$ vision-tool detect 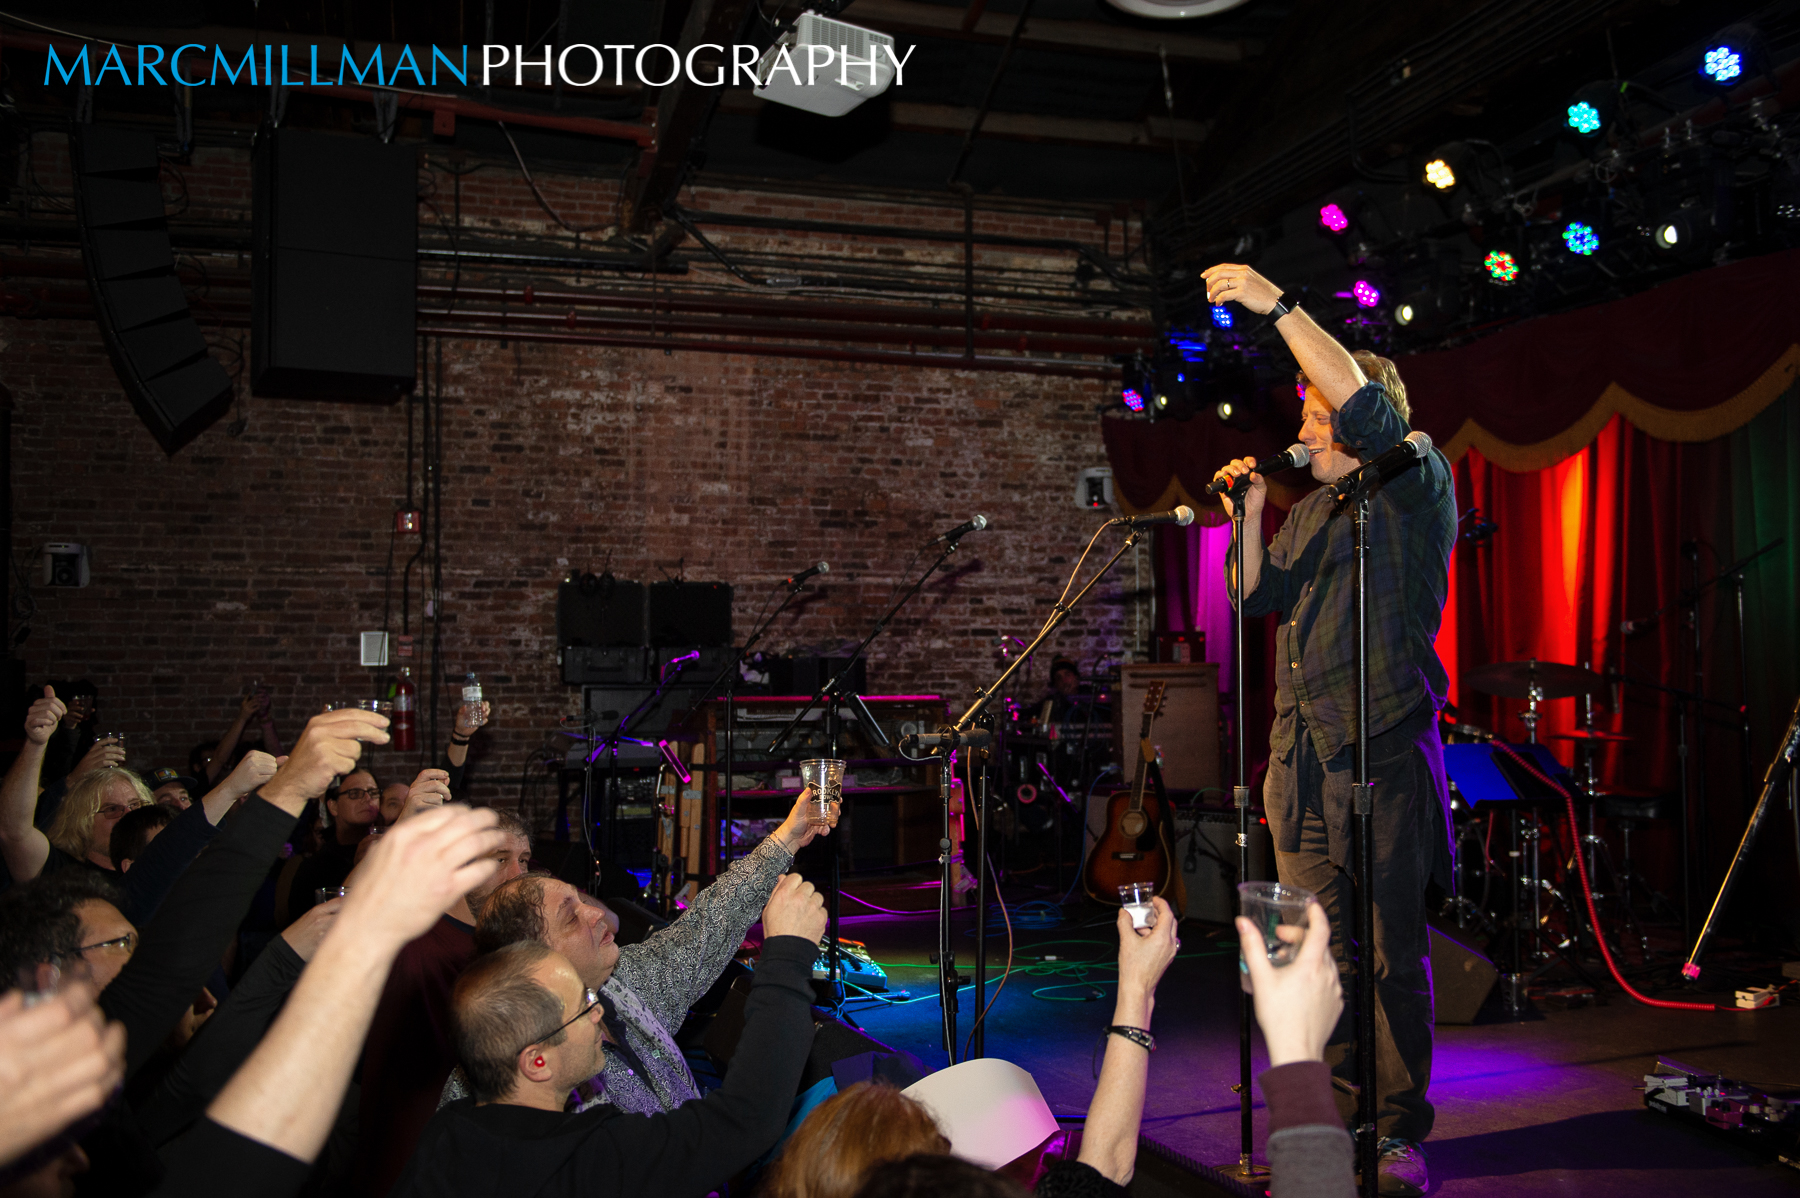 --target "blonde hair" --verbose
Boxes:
[48,766,154,861]
[1297,351,1411,424]
[762,1083,951,1198]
